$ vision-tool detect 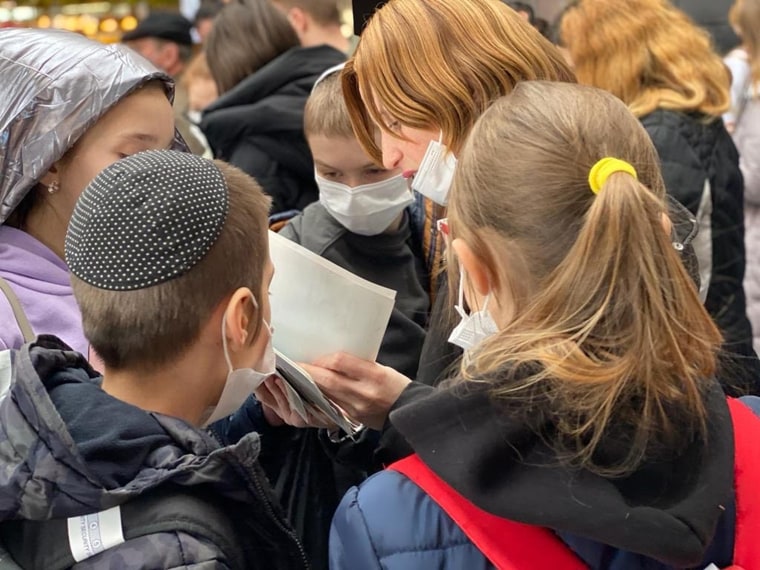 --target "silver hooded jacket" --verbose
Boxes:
[0,29,183,223]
